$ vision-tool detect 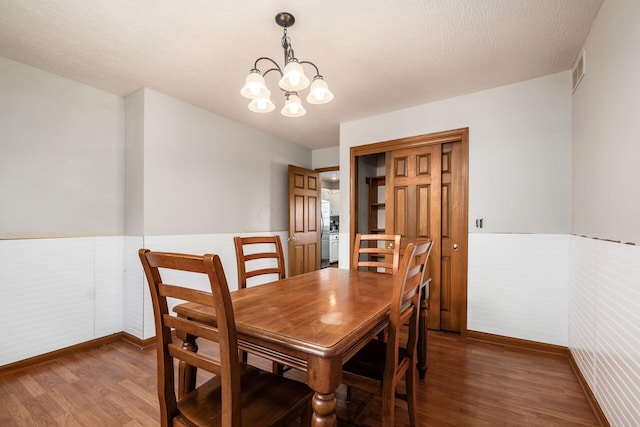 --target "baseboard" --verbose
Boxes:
[567,349,610,427]
[0,332,125,376]
[466,330,568,355]
[122,331,157,349]
[466,330,608,427]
